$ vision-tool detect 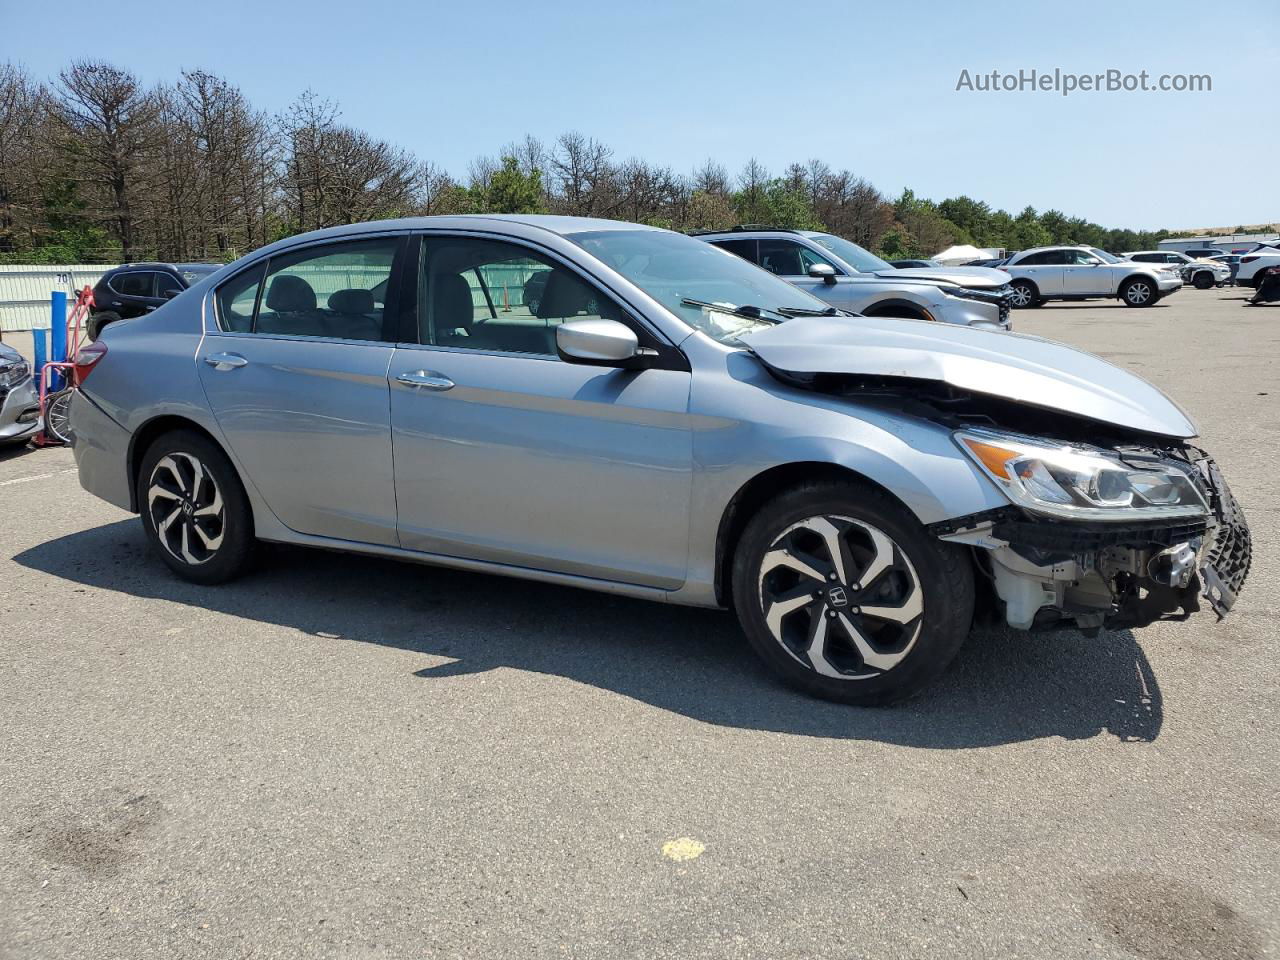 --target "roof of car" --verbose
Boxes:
[688,226,828,238]
[1015,245,1097,255]
[108,261,219,272]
